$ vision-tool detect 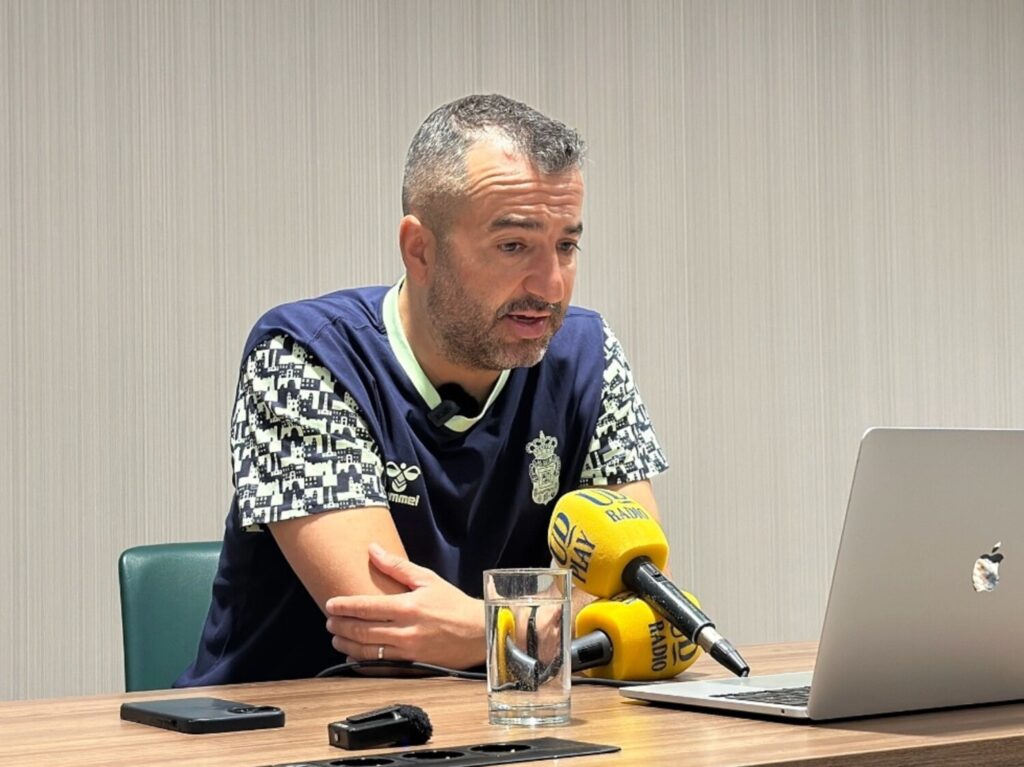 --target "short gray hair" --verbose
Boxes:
[402,94,586,233]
